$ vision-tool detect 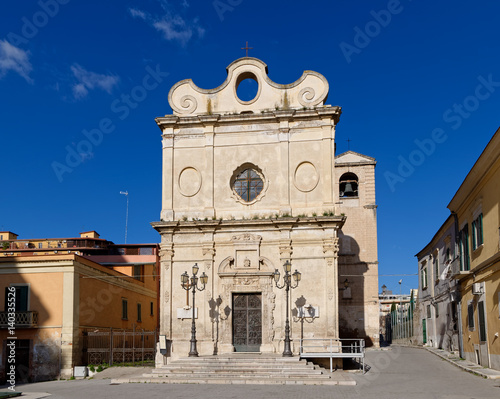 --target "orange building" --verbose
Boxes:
[0,231,159,382]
